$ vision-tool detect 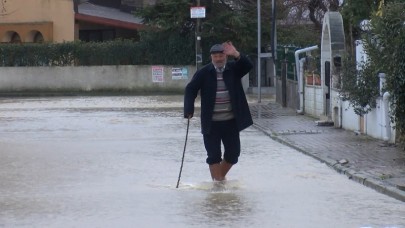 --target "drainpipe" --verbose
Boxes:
[295,45,318,114]
[297,58,306,114]
[382,91,391,142]
[339,95,343,128]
